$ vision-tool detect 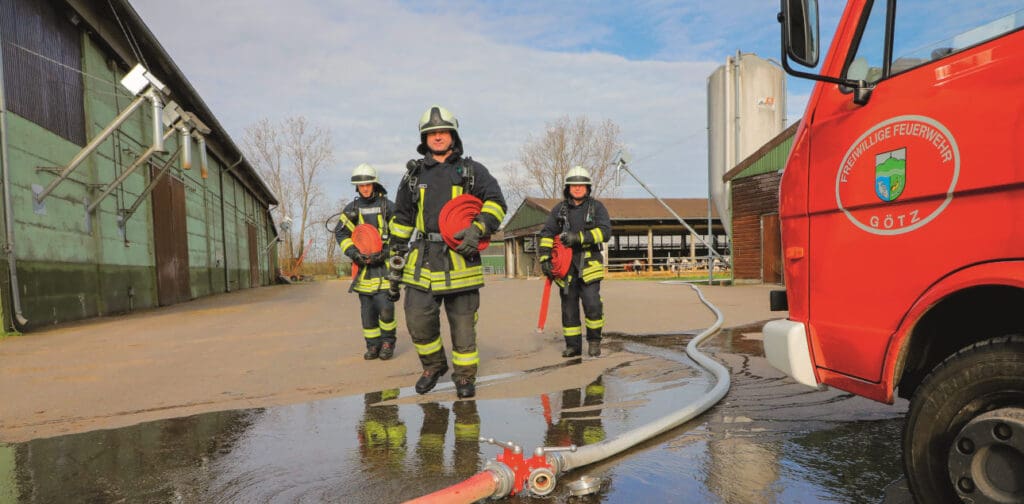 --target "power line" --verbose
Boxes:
[4,41,131,95]
[107,0,148,70]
